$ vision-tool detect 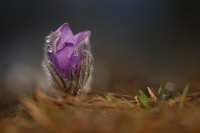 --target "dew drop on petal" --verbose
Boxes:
[74,53,79,57]
[46,36,50,43]
[73,48,79,57]
[48,45,53,53]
